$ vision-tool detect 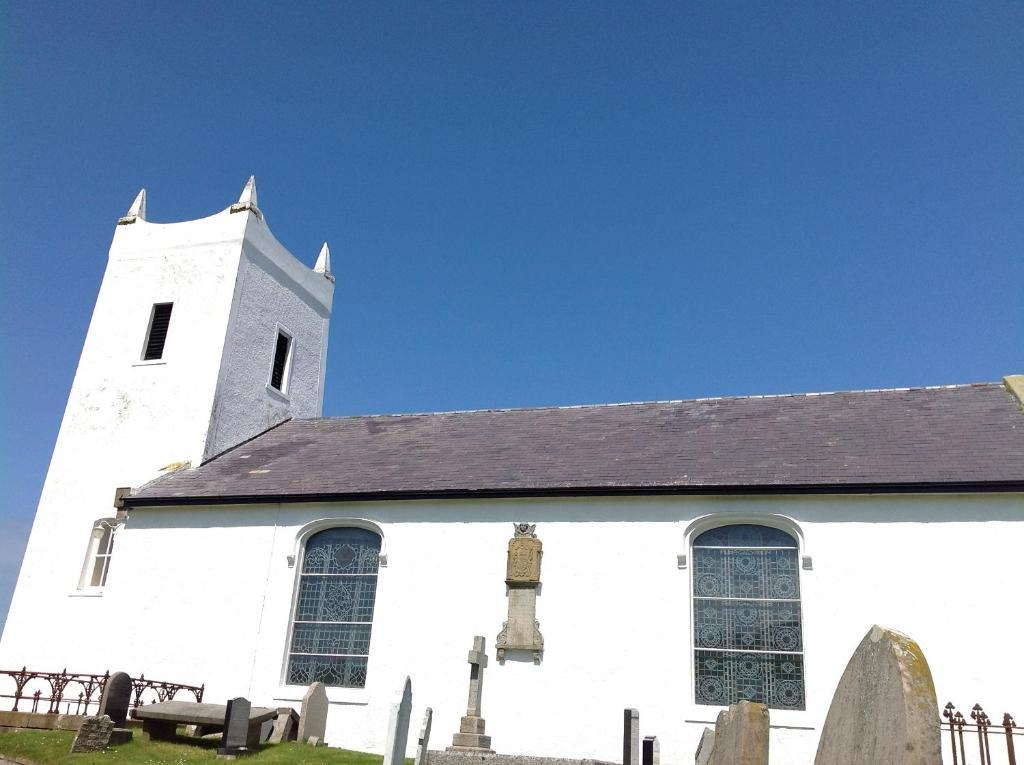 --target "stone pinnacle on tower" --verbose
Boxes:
[118,189,147,225]
[314,242,334,282]
[230,175,262,220]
